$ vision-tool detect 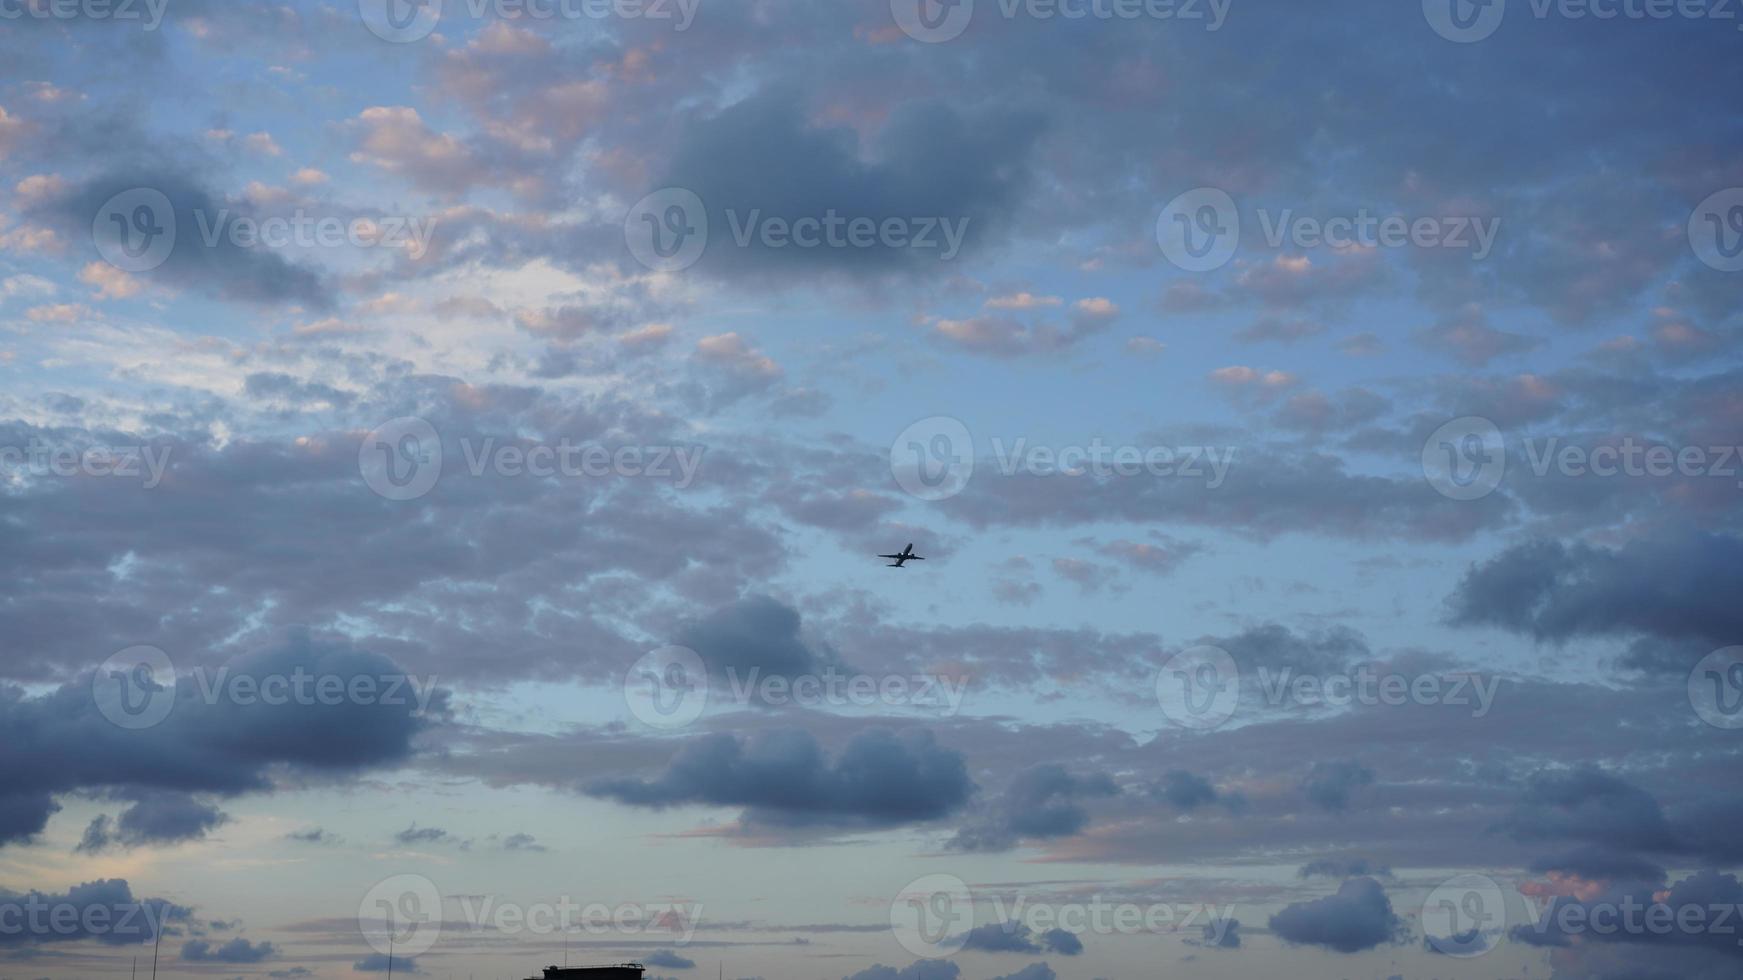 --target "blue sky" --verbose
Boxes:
[1,0,1742,978]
